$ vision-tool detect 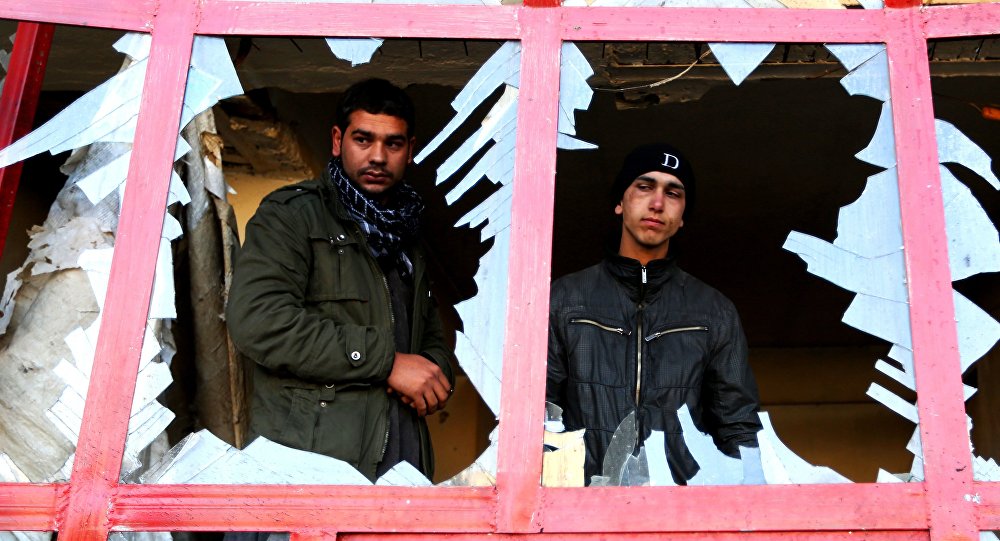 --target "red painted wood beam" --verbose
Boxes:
[886,7,977,541]
[885,0,921,9]
[0,22,54,258]
[94,482,942,534]
[289,531,338,541]
[558,7,887,42]
[923,2,1000,39]
[495,6,560,534]
[0,0,153,31]
[109,485,496,532]
[524,0,561,8]
[339,533,930,541]
[196,2,519,38]
[0,483,65,531]
[538,484,929,532]
[59,0,198,539]
[976,482,1000,531]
